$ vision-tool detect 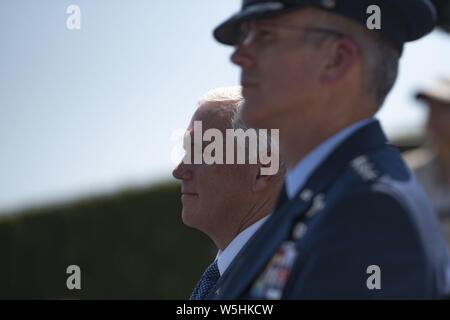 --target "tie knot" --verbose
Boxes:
[190,260,220,300]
